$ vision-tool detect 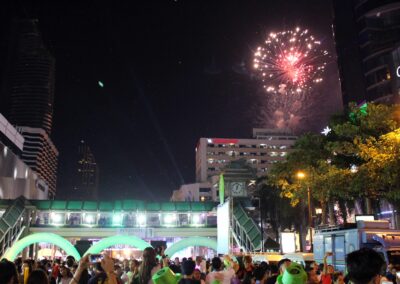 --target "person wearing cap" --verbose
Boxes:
[277,262,307,284]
